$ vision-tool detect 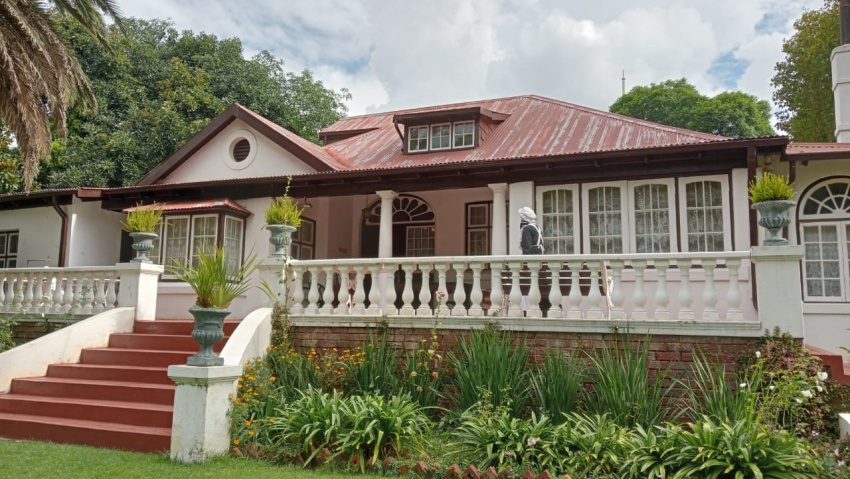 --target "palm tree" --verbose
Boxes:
[0,0,122,191]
